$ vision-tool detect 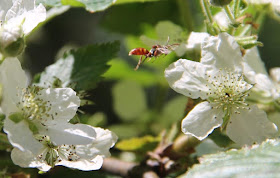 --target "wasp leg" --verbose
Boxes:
[135,55,147,70]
